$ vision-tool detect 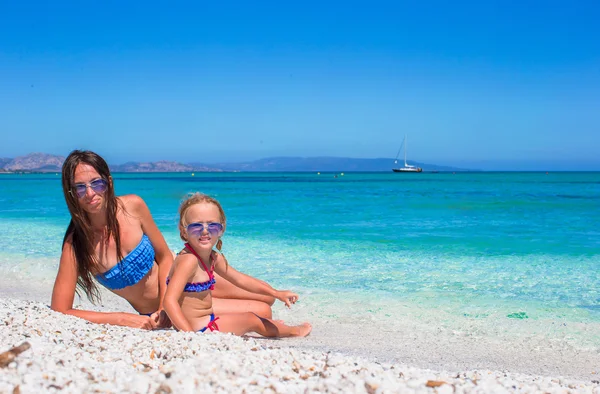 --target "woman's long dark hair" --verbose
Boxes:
[61,150,123,303]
